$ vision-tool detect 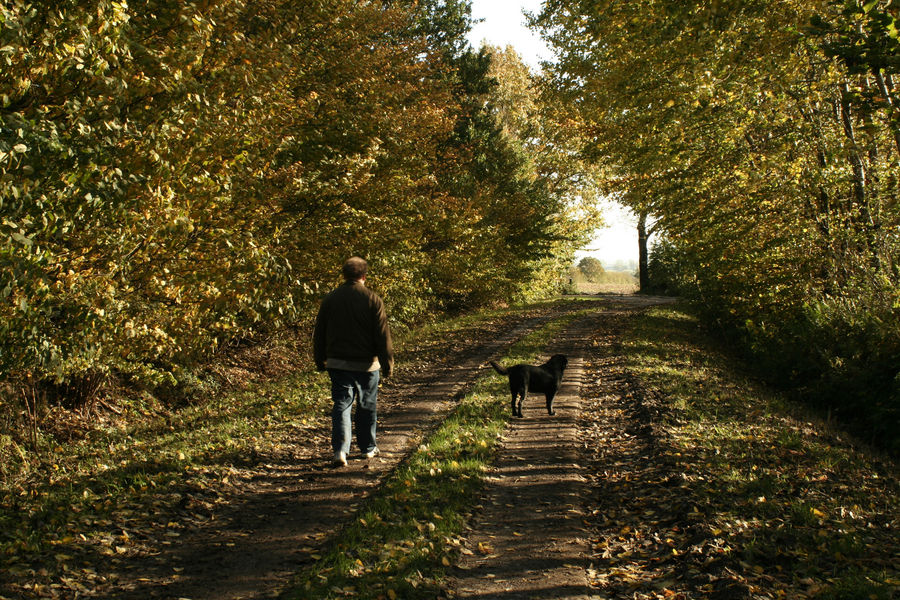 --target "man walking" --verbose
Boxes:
[313,257,394,466]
